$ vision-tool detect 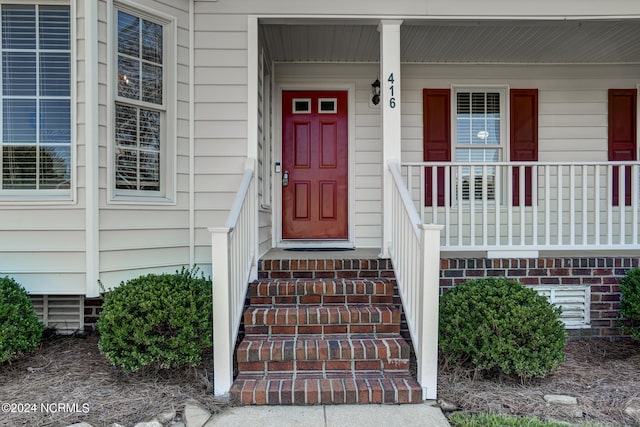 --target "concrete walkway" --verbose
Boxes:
[206,402,450,427]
